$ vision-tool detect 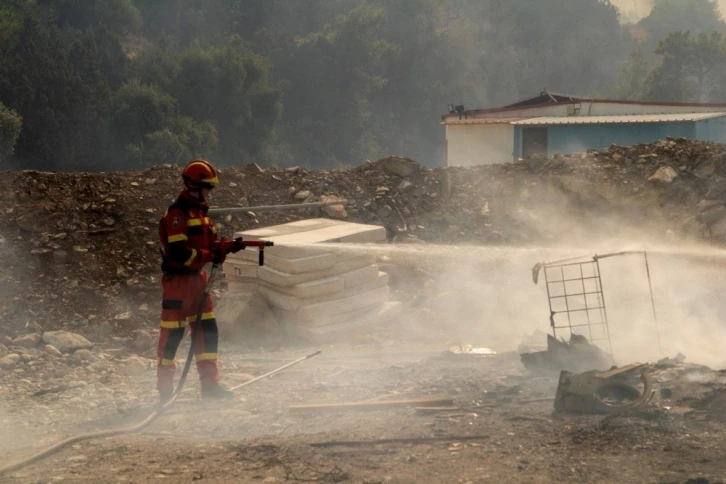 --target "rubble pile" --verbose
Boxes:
[0,140,725,344]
